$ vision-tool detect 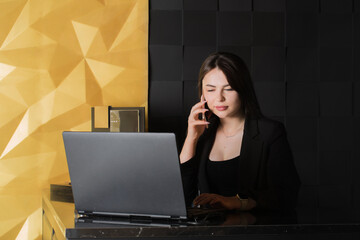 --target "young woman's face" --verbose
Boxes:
[202,68,242,119]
